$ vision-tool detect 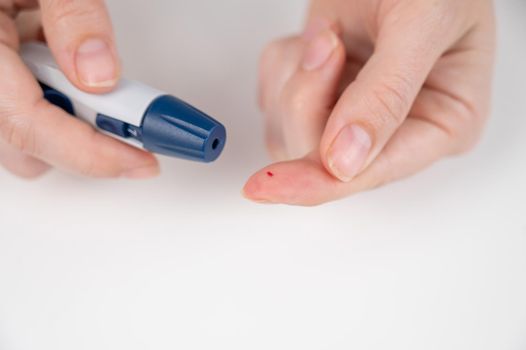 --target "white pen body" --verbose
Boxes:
[20,42,163,147]
[19,42,227,163]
